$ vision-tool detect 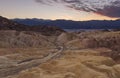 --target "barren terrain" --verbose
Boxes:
[0,30,120,78]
